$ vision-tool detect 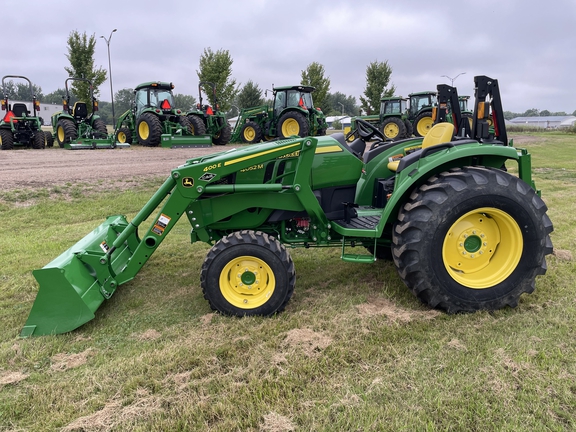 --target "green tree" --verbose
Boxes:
[64,31,107,108]
[174,93,197,111]
[300,62,330,111]
[236,80,263,109]
[522,108,539,117]
[196,48,238,111]
[43,88,72,105]
[113,88,134,116]
[359,60,395,115]
[325,92,359,116]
